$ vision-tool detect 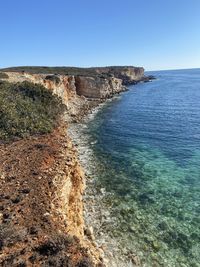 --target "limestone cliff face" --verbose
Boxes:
[5,72,77,105]
[4,66,147,106]
[93,66,145,84]
[75,76,125,99]
[4,71,127,102]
